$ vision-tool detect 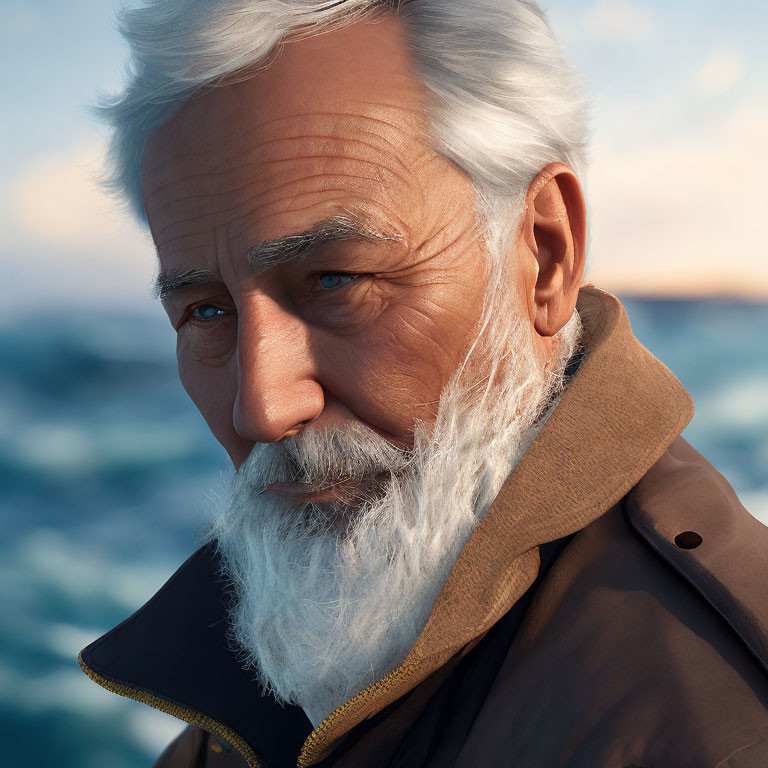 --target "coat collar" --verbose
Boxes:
[80,288,694,767]
[80,541,310,768]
